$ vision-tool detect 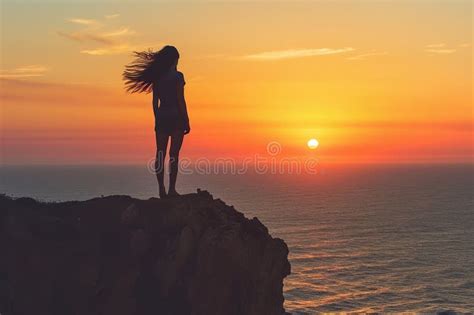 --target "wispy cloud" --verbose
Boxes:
[459,43,471,48]
[57,31,84,42]
[425,49,456,54]
[80,42,163,56]
[0,65,48,78]
[241,47,355,61]
[58,31,116,45]
[59,16,145,56]
[347,51,388,61]
[67,18,98,26]
[102,27,136,37]
[425,43,457,54]
[426,43,445,48]
[81,45,132,56]
[105,14,120,19]
[0,78,139,109]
